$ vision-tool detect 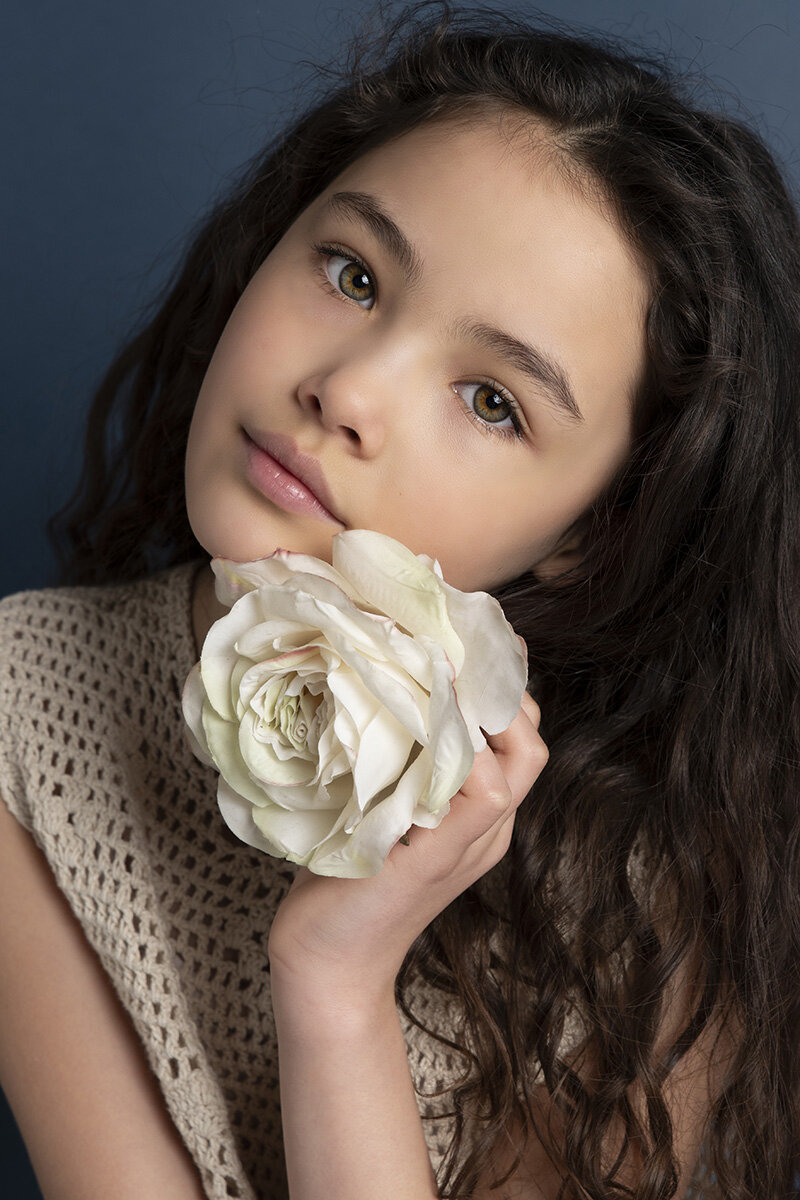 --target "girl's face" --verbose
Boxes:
[185,113,650,628]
